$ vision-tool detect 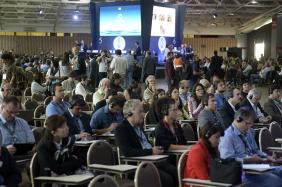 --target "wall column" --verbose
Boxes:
[236,34,247,59]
